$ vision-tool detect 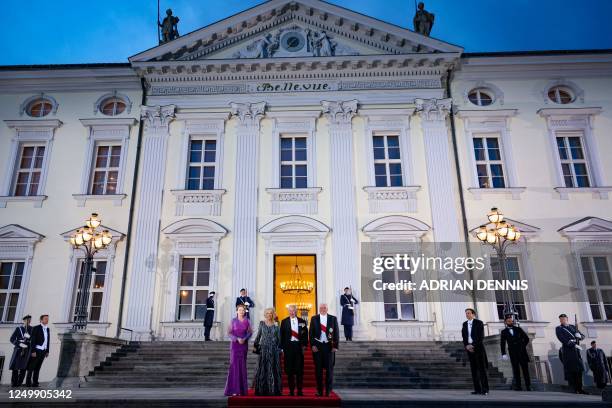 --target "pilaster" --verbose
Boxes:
[125,104,175,338]
[414,98,467,340]
[322,100,360,313]
[229,102,266,303]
